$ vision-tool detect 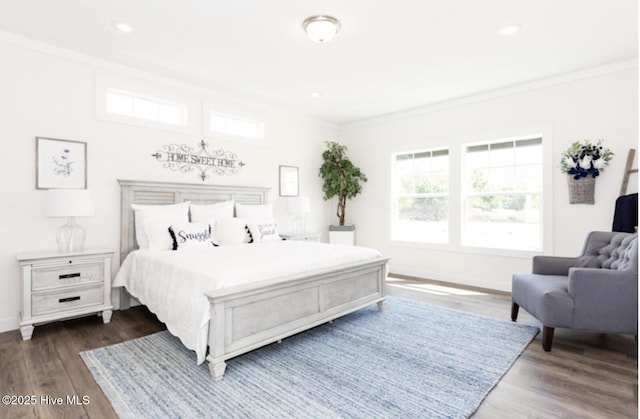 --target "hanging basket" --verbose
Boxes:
[567,176,595,205]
